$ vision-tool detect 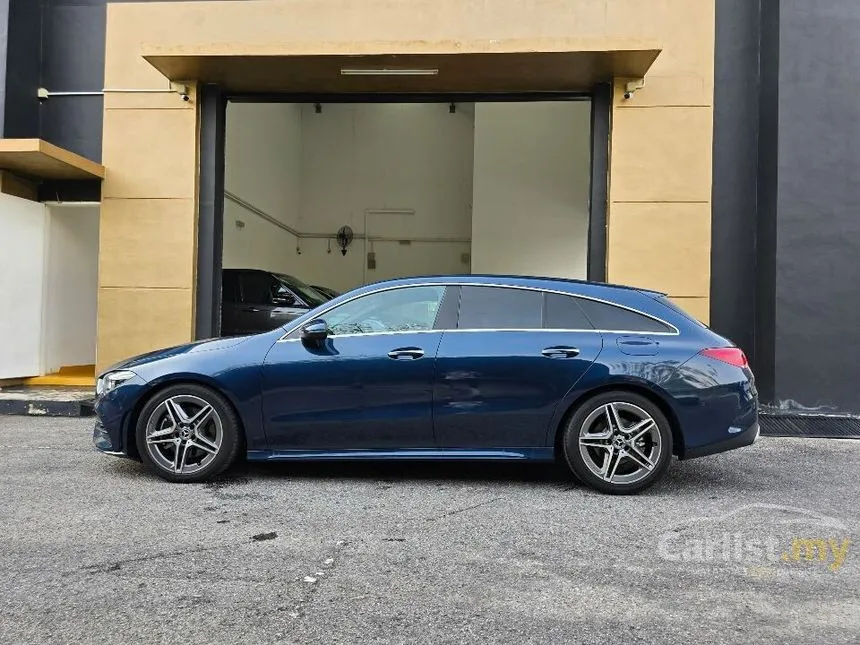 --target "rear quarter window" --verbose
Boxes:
[576,297,674,333]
